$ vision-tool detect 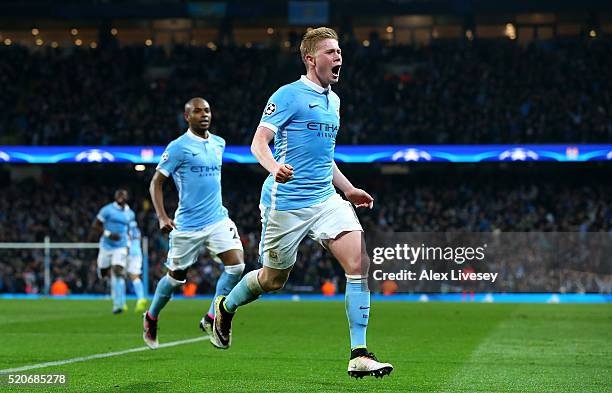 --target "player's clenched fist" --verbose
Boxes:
[345,187,374,209]
[158,216,176,233]
[274,163,294,183]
